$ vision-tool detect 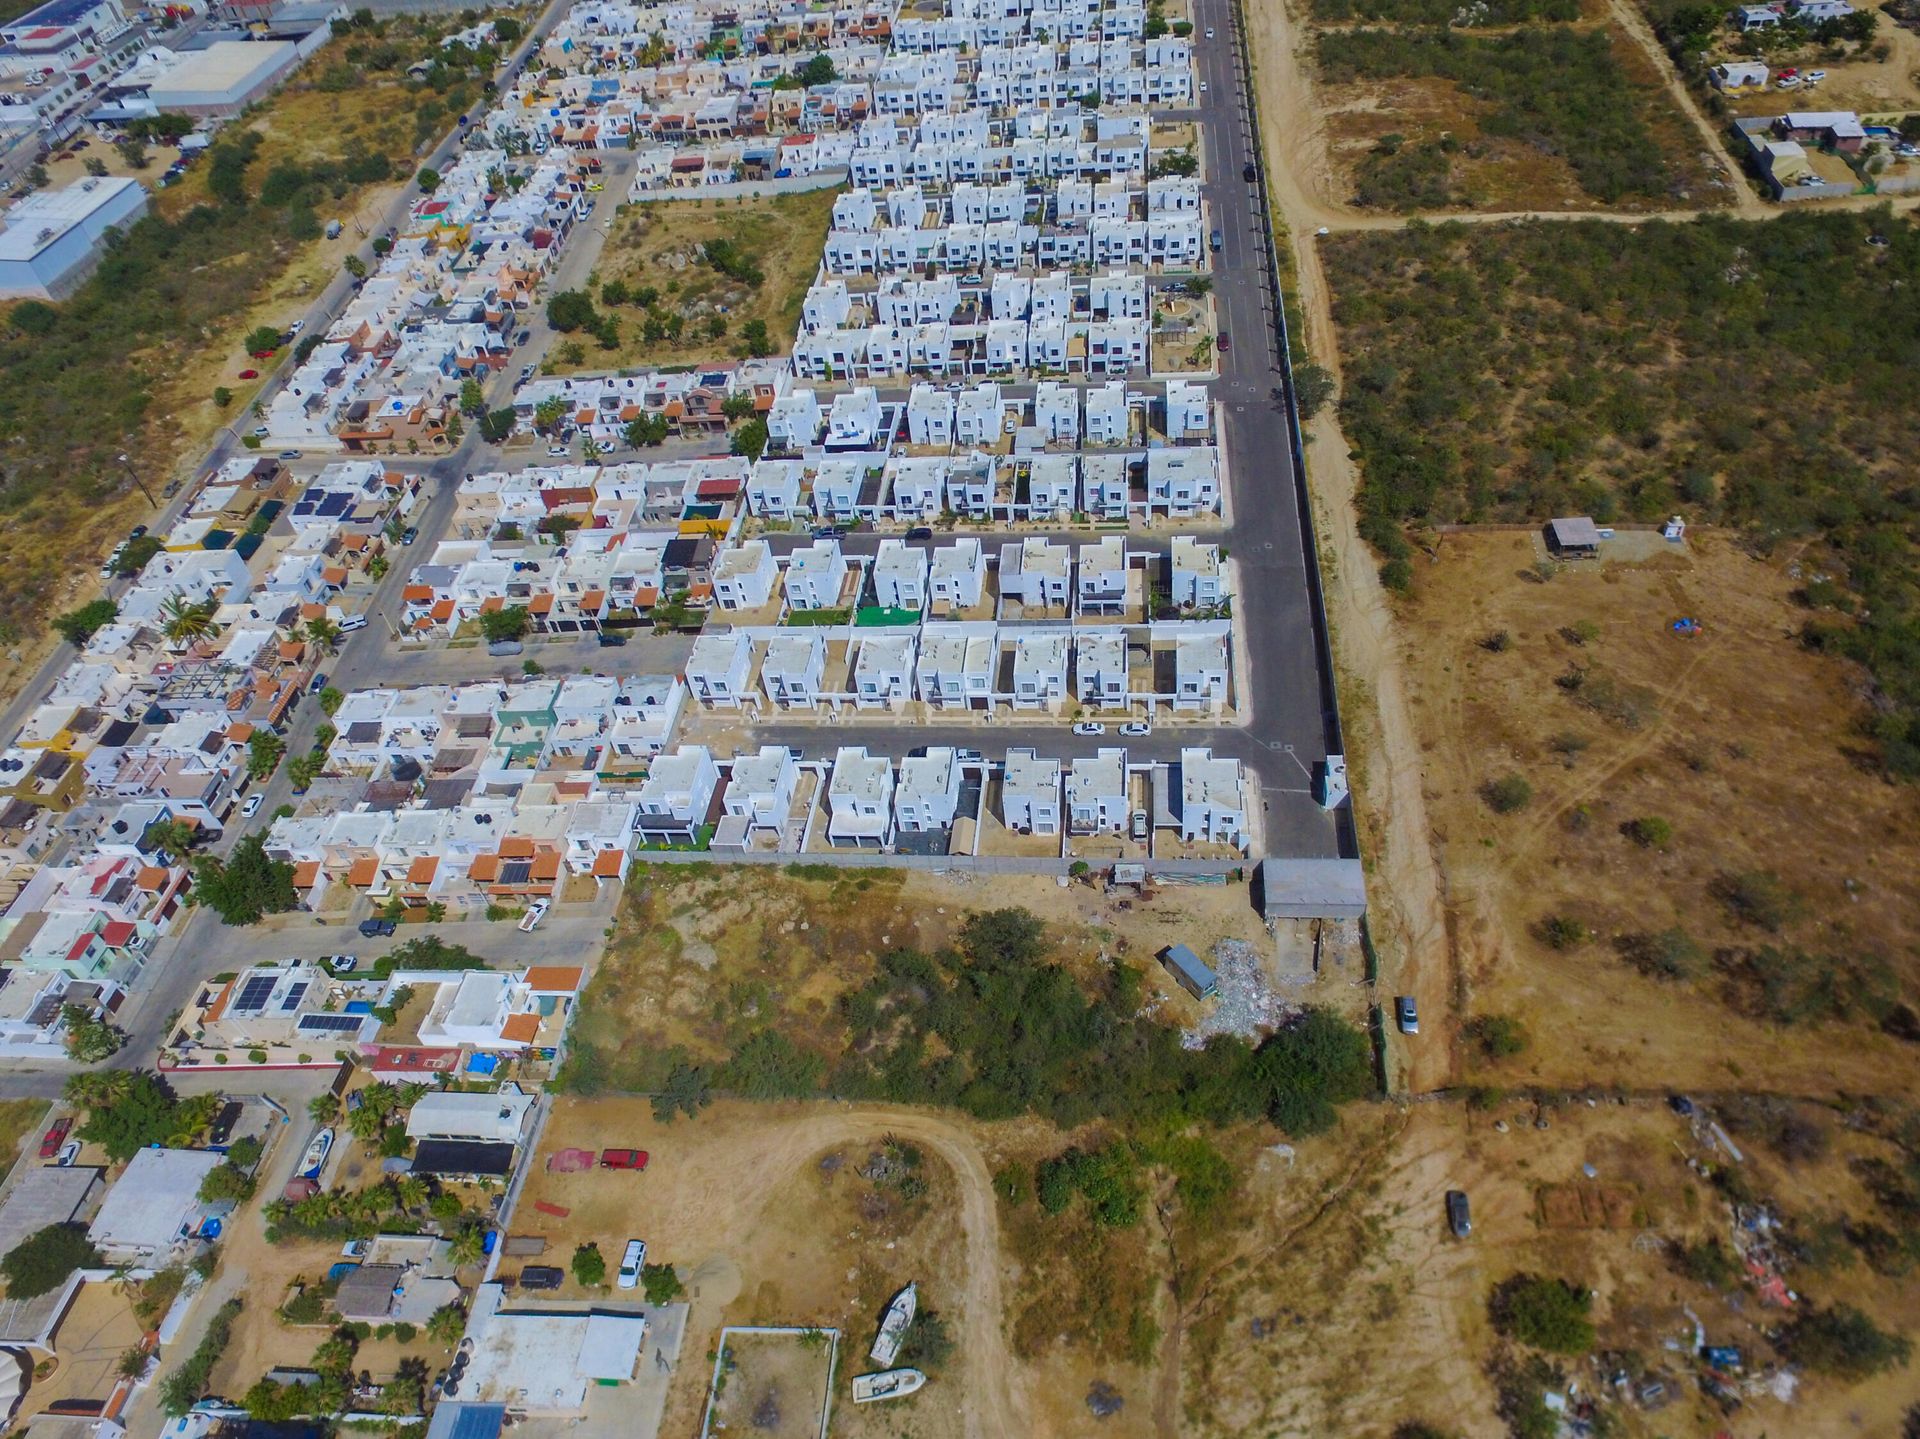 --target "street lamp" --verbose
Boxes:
[115,452,156,506]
